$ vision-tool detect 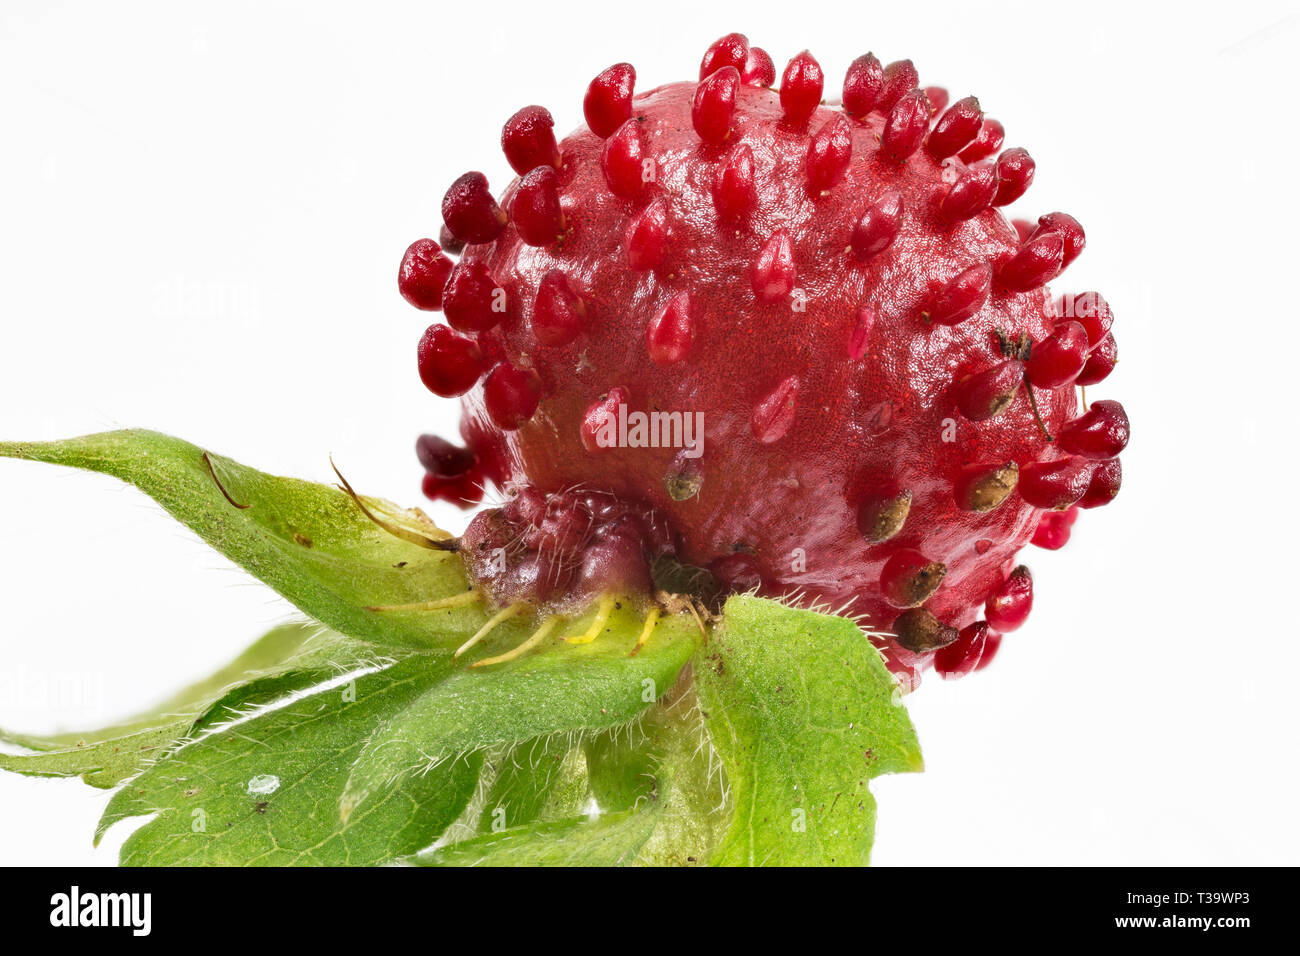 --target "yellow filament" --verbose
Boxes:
[366,589,480,612]
[629,608,661,657]
[454,602,525,659]
[470,616,561,668]
[564,596,617,645]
